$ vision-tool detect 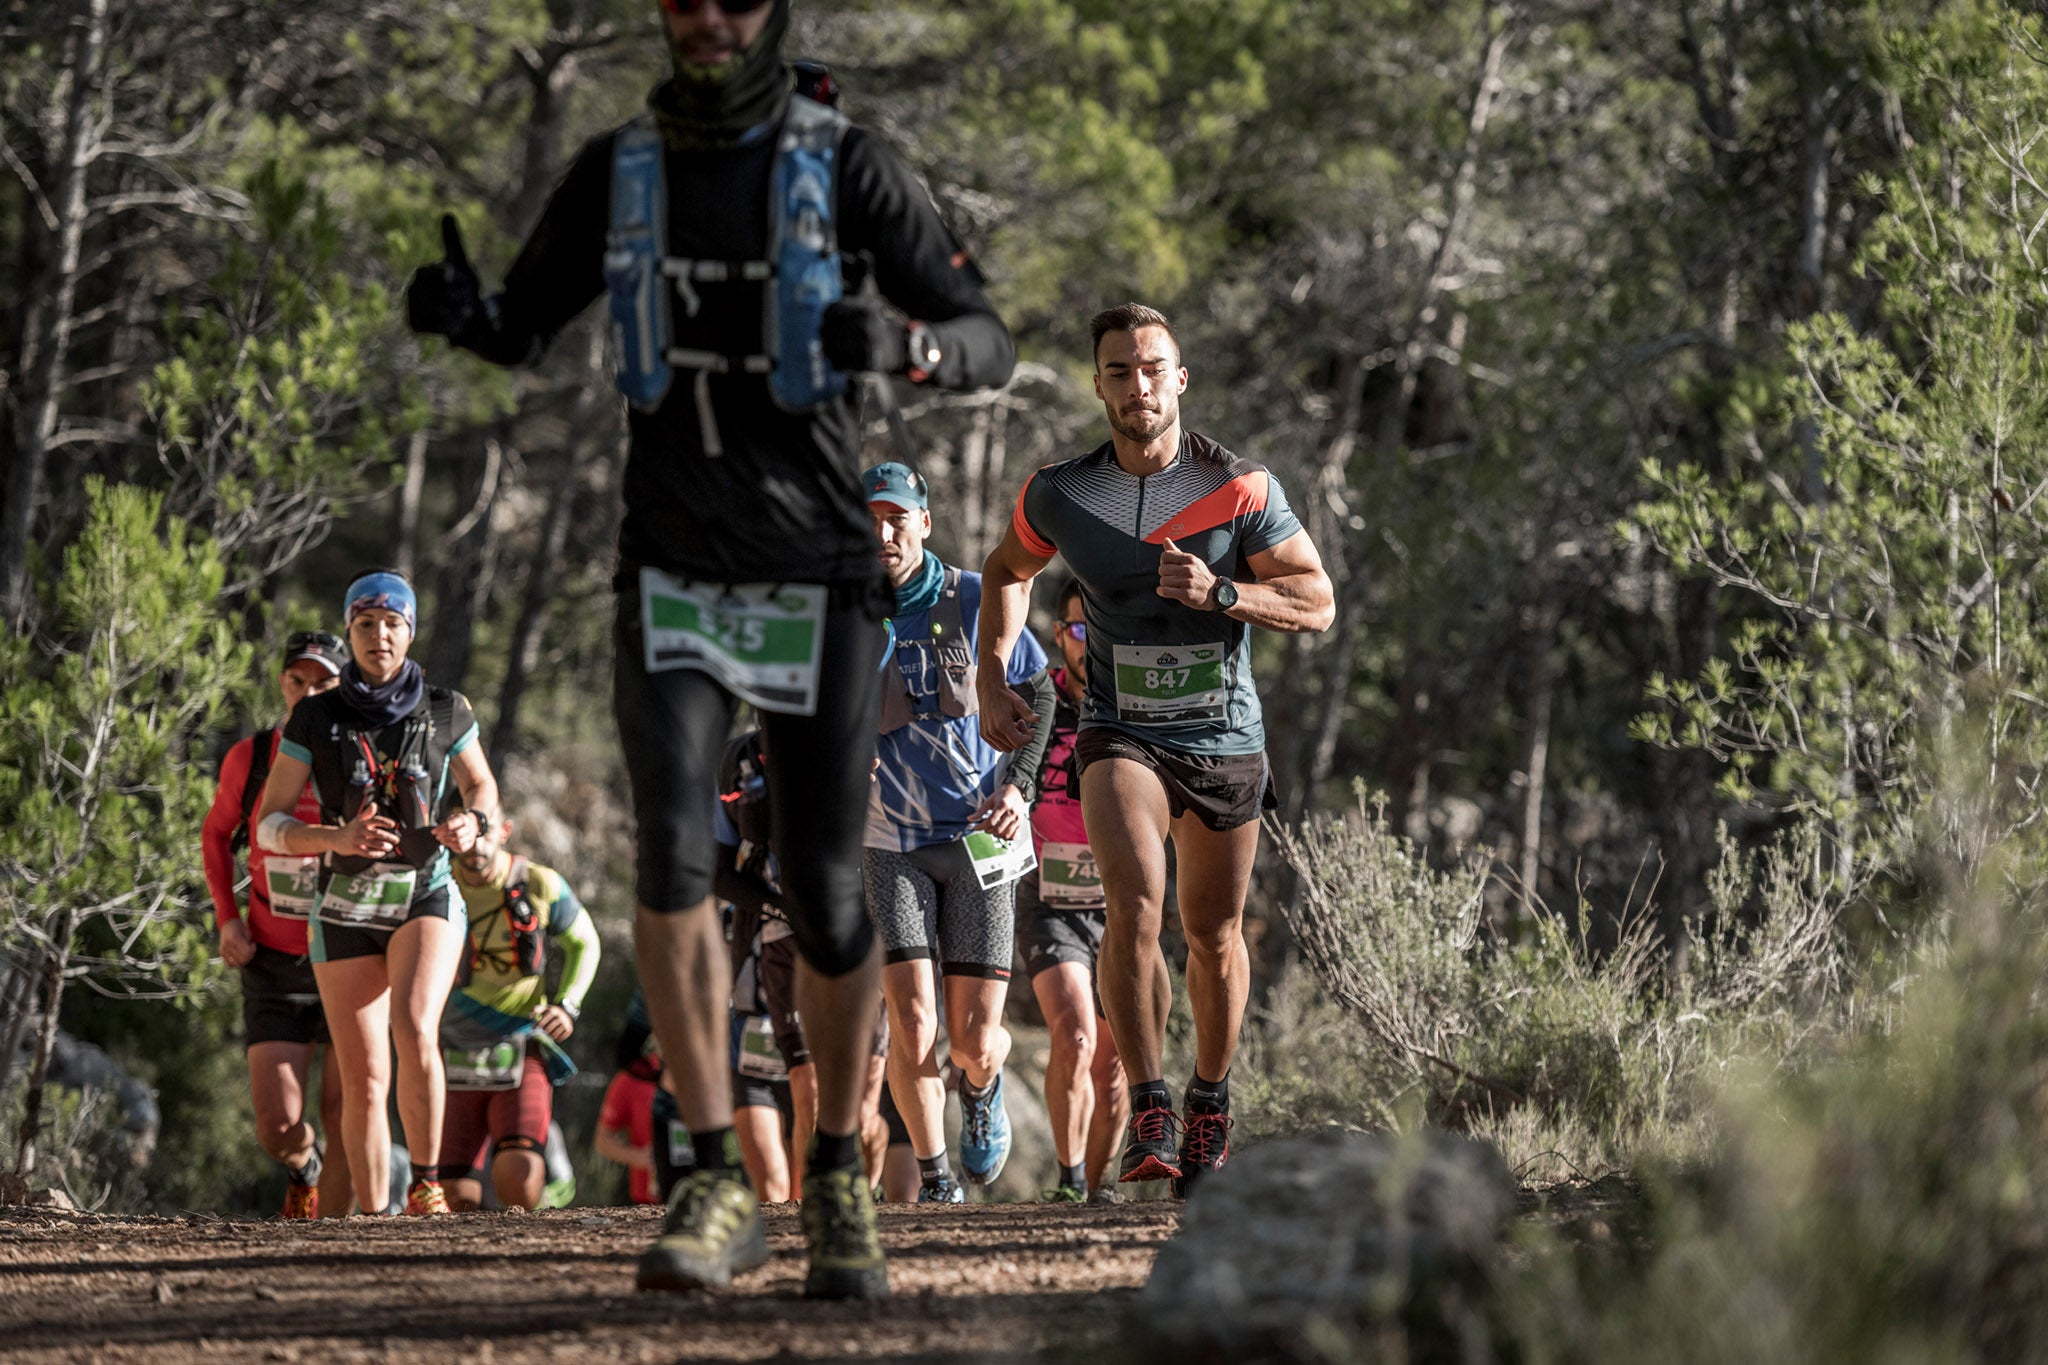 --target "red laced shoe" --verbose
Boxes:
[1117,1106,1183,1184]
[281,1183,318,1220]
[1172,1111,1232,1199]
[403,1180,452,1216]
